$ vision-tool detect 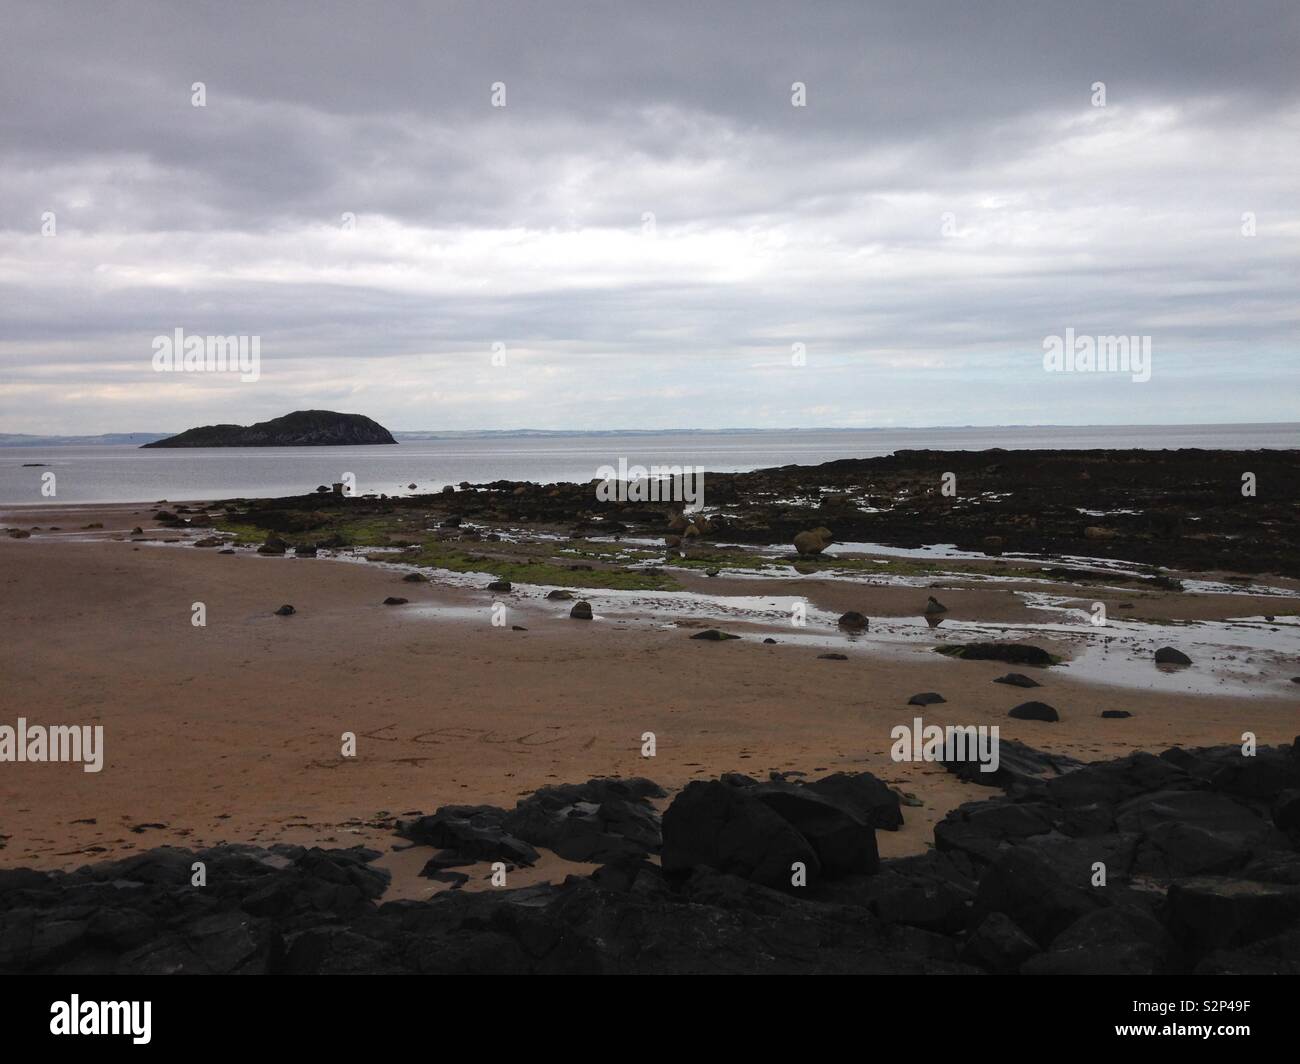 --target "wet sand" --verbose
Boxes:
[2,502,1297,898]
